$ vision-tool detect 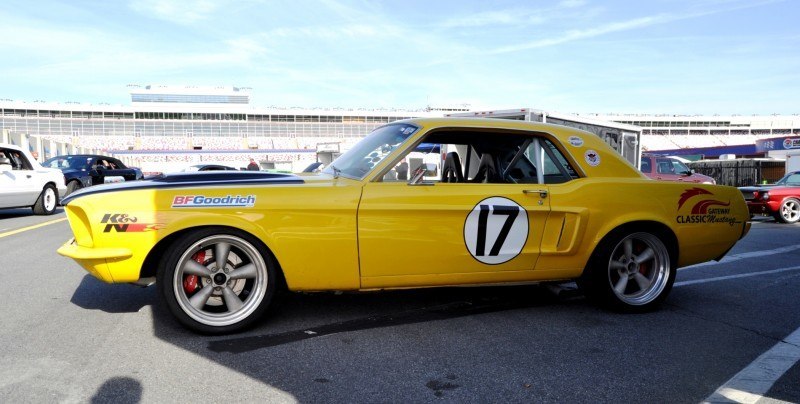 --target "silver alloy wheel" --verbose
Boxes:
[43,187,56,212]
[172,235,268,327]
[606,232,670,306]
[780,199,800,223]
